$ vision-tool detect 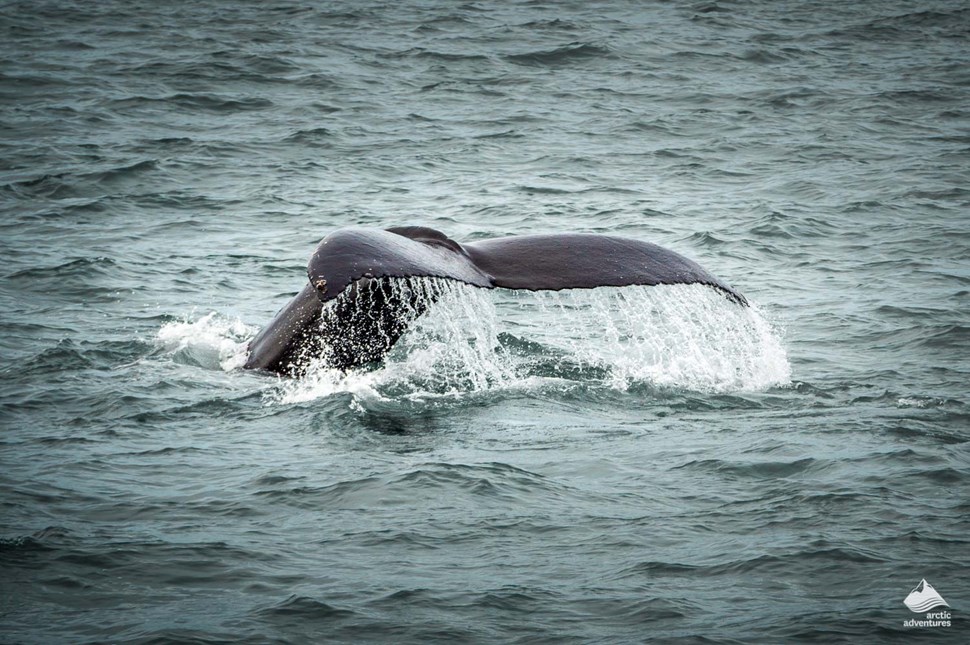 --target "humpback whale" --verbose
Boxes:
[244,226,747,375]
